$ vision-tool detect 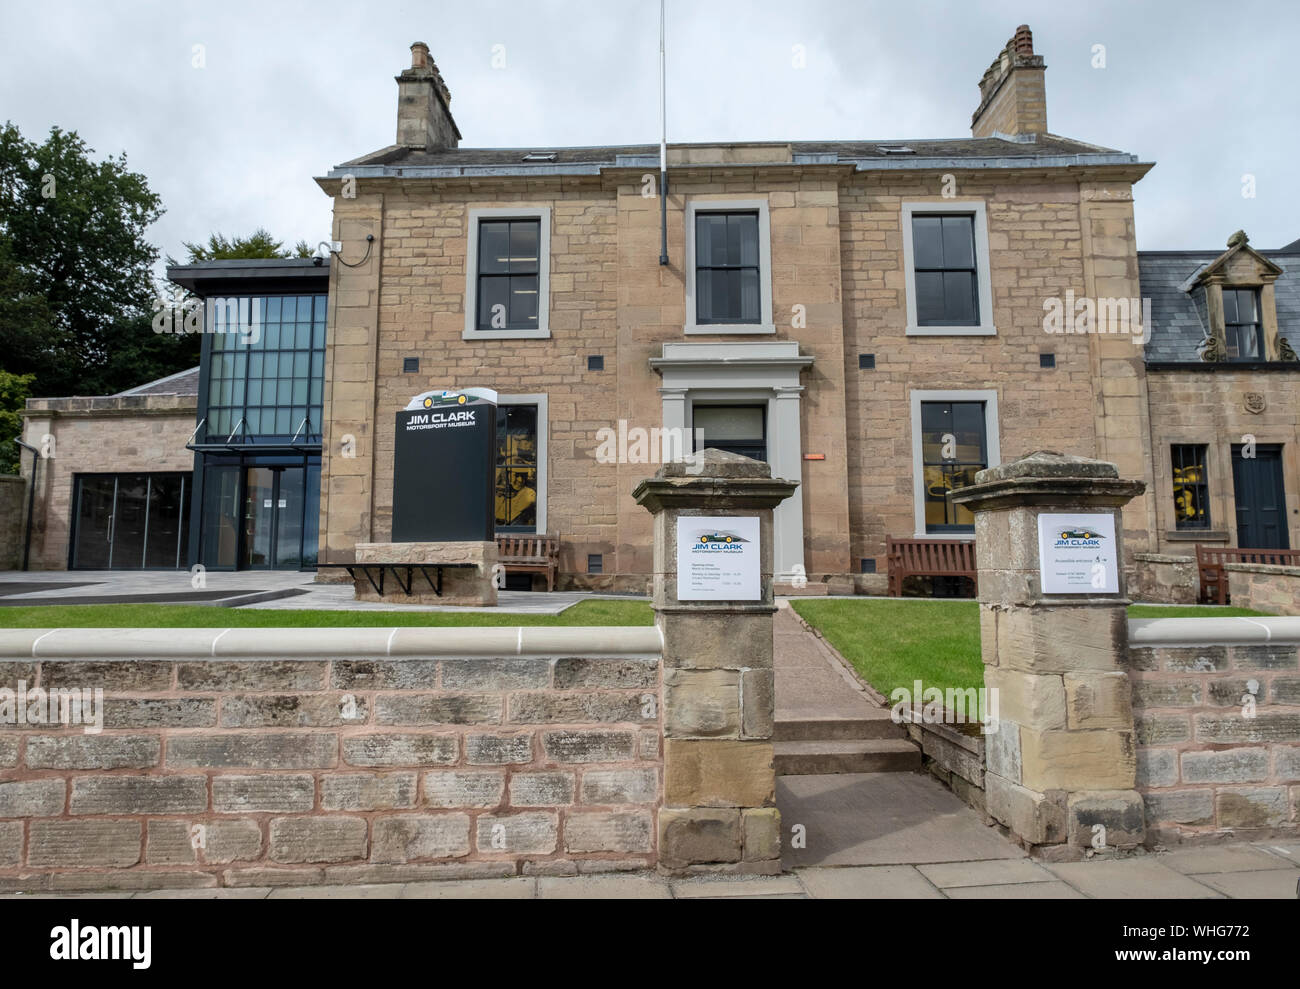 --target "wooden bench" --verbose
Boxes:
[495,534,561,592]
[1196,544,1300,604]
[886,537,978,597]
